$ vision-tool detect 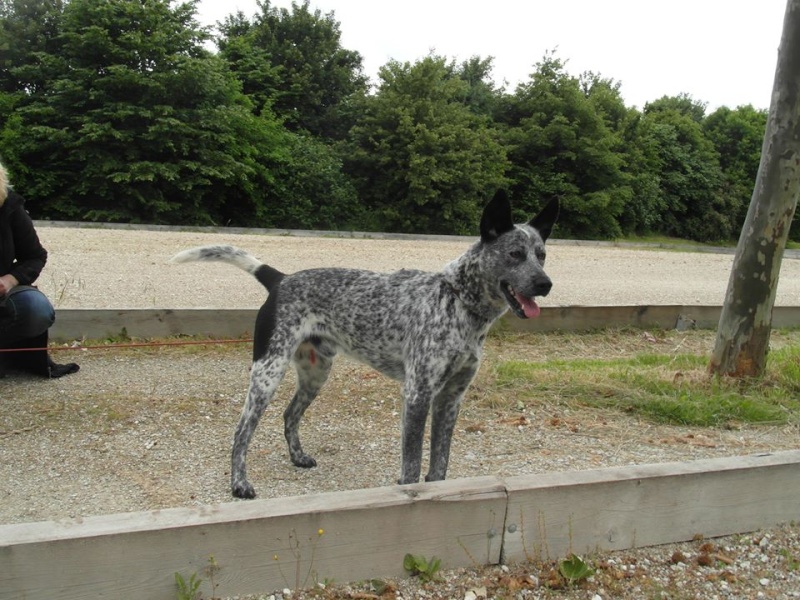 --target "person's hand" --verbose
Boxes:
[0,274,19,297]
